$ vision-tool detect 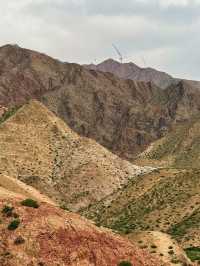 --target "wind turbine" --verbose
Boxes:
[112,44,123,64]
